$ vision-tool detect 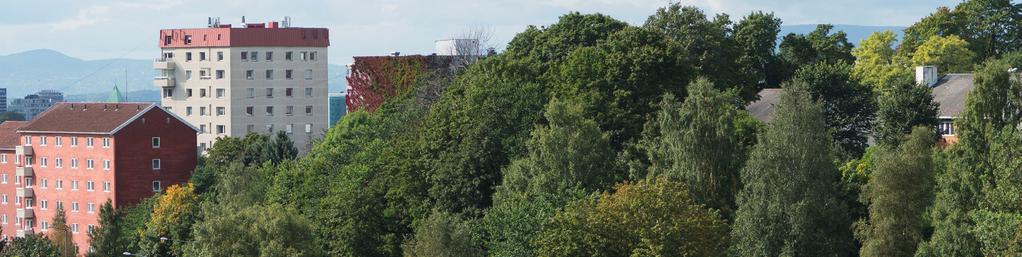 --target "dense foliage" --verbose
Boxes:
[74,1,1022,256]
